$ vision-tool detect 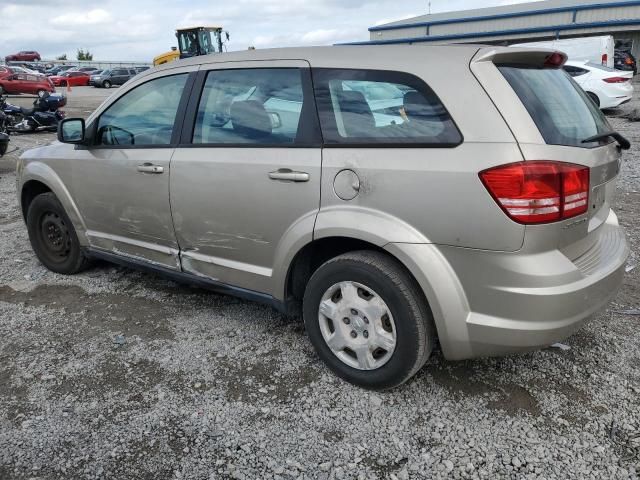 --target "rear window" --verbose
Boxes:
[499,66,612,148]
[313,69,462,146]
